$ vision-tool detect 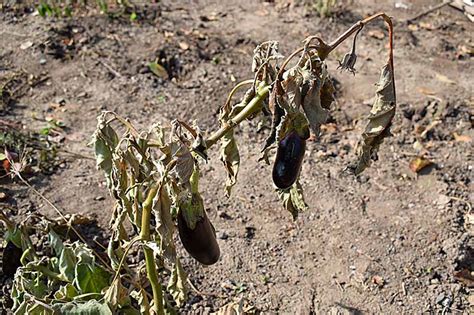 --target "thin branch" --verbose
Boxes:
[407,0,453,23]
